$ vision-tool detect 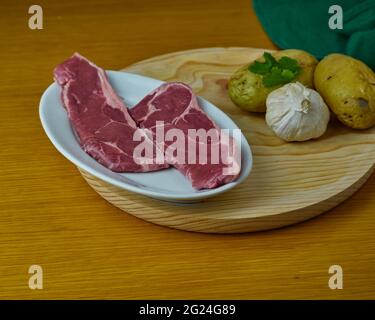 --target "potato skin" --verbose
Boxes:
[227,65,268,112]
[314,54,375,129]
[228,49,318,112]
